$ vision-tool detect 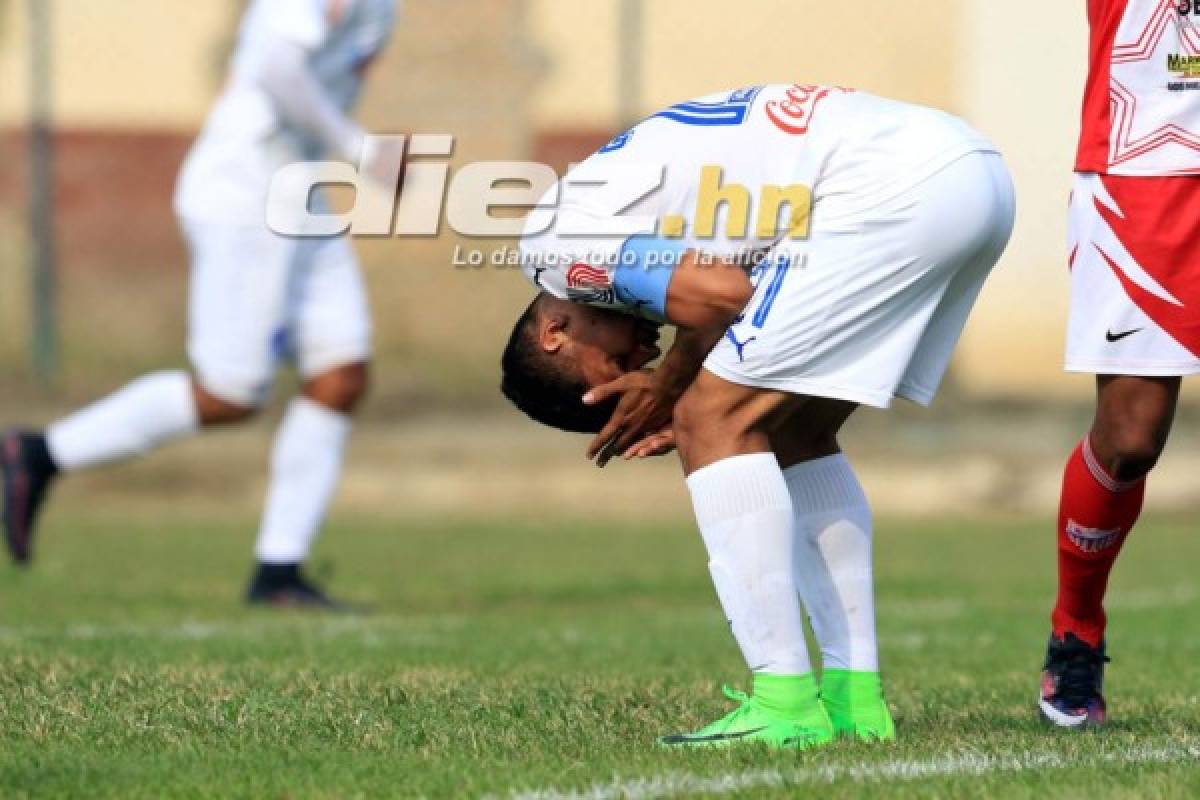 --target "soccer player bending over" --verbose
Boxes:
[2,0,400,607]
[502,84,1013,748]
